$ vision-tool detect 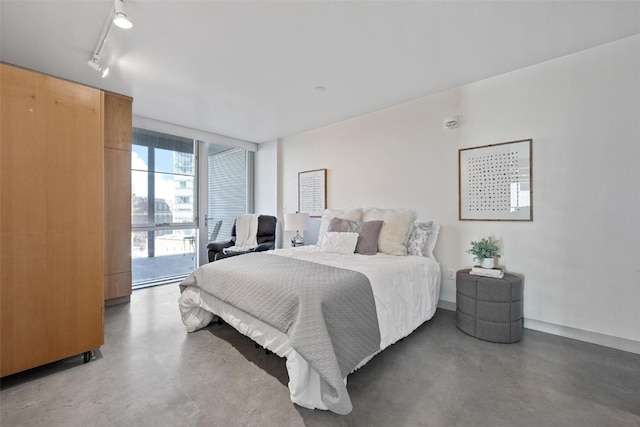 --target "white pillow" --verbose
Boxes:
[362,208,416,256]
[317,208,363,246]
[320,232,359,255]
